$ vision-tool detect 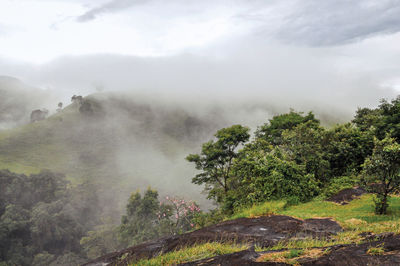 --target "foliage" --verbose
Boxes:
[186,125,250,203]
[118,188,201,247]
[232,148,319,207]
[159,196,201,234]
[325,123,374,177]
[321,175,360,198]
[80,219,119,260]
[353,96,400,141]
[362,136,400,214]
[191,208,226,229]
[118,188,160,246]
[279,121,330,183]
[0,169,88,265]
[255,110,319,145]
